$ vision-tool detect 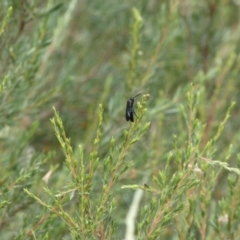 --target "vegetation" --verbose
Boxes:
[1,1,240,239]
